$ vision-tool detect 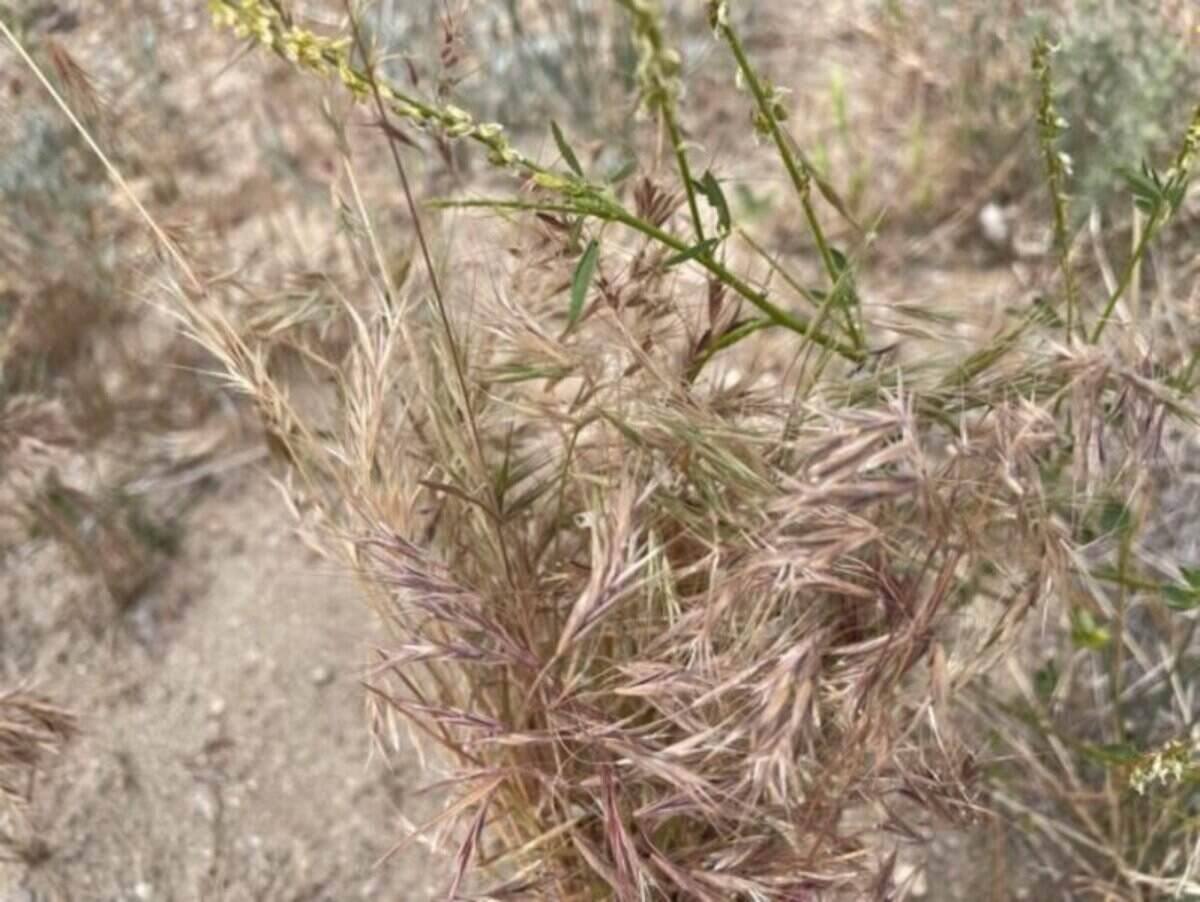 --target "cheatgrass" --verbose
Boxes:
[6,0,1200,897]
